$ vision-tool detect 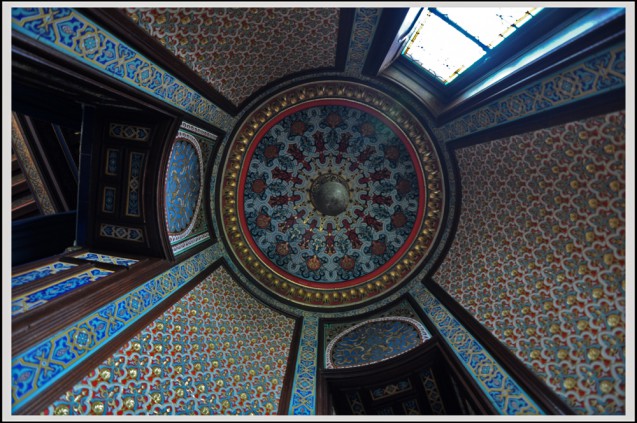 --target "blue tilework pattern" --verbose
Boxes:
[434,44,626,143]
[73,252,138,267]
[166,123,216,256]
[370,379,411,400]
[11,7,233,131]
[108,123,150,141]
[346,392,365,415]
[12,262,78,289]
[103,187,116,213]
[345,8,382,75]
[126,152,144,217]
[165,140,201,234]
[105,149,119,175]
[421,368,445,414]
[288,316,319,415]
[410,284,544,415]
[11,245,219,413]
[12,268,114,317]
[99,224,144,242]
[329,318,428,368]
